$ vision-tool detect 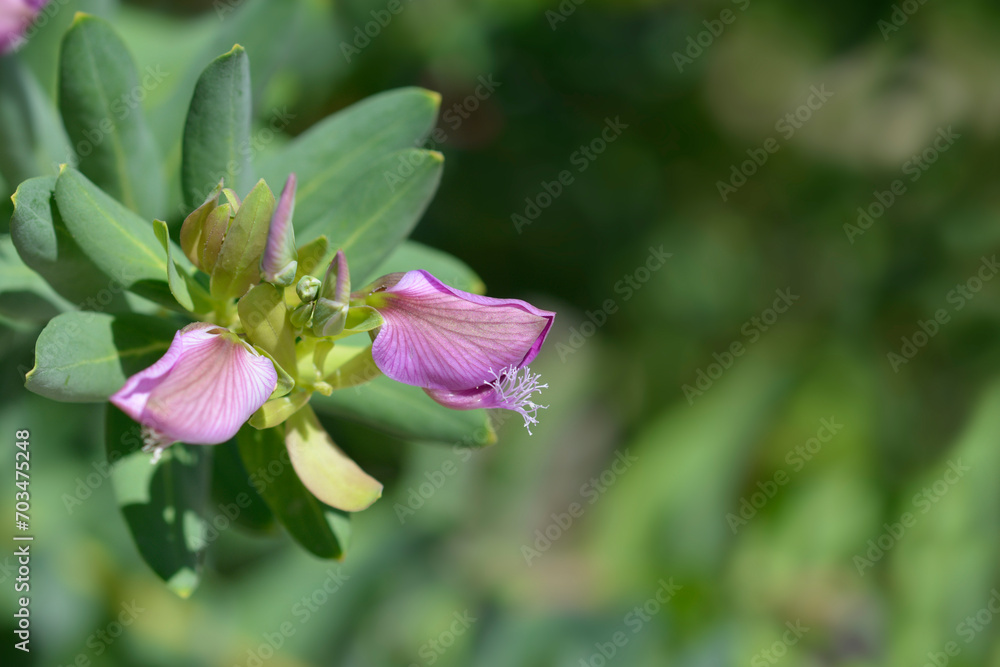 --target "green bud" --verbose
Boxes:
[311,249,350,337]
[290,302,313,329]
[296,275,322,303]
